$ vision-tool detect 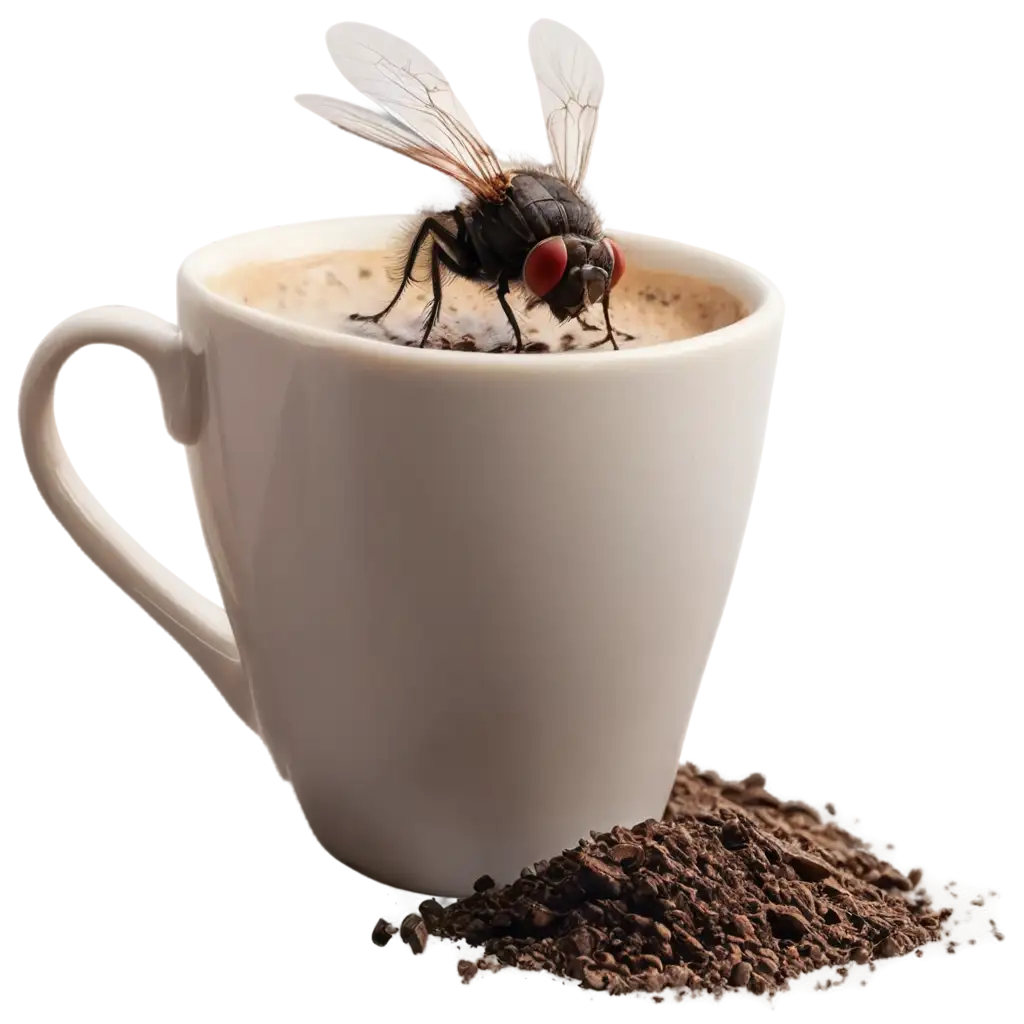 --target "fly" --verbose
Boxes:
[296,19,633,352]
